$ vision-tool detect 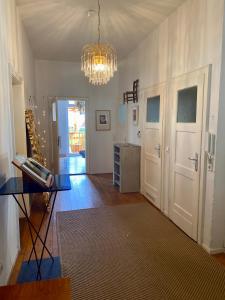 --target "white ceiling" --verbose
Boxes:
[17,0,185,62]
